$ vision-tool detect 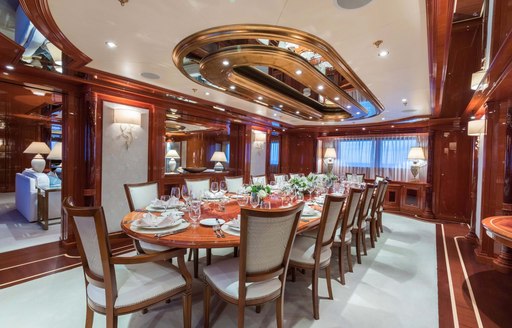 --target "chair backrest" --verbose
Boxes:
[313,195,346,253]
[238,202,304,295]
[225,176,244,193]
[251,175,267,185]
[289,173,301,179]
[124,181,159,211]
[355,173,365,183]
[356,184,377,227]
[377,180,389,211]
[374,175,384,184]
[370,180,388,217]
[345,173,353,181]
[62,198,116,293]
[273,174,288,184]
[185,178,210,198]
[340,188,364,238]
